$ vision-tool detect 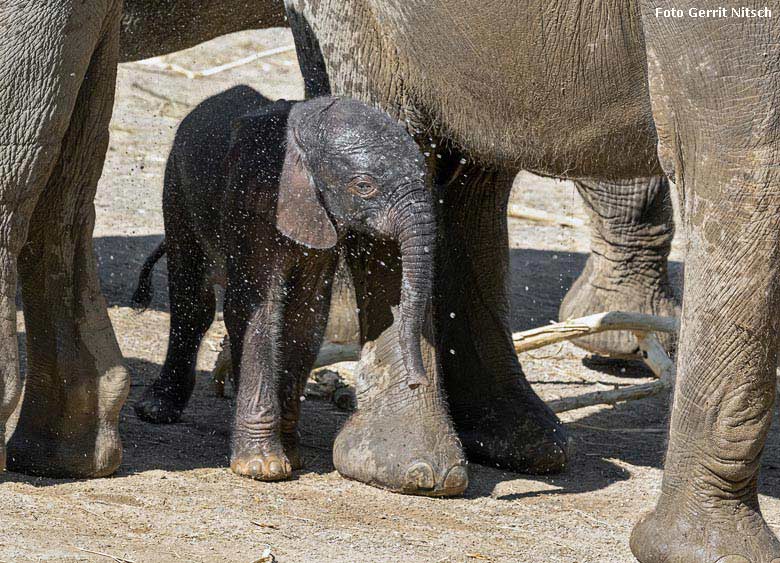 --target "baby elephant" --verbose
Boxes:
[132,86,435,481]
